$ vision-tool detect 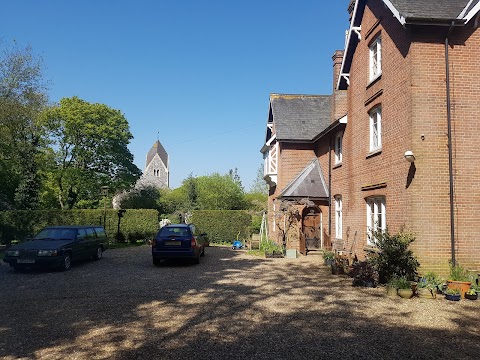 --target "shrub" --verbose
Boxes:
[350,260,379,287]
[369,228,419,283]
[0,209,159,244]
[191,210,251,244]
